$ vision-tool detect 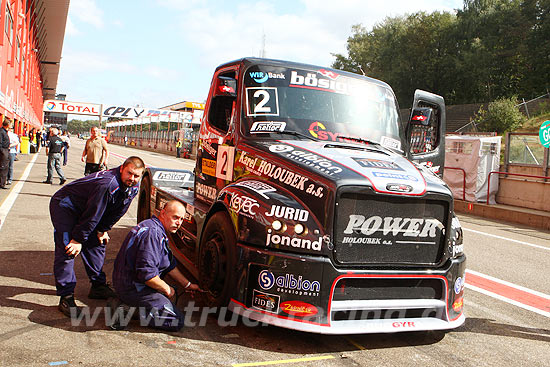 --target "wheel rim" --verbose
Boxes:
[201,232,228,298]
